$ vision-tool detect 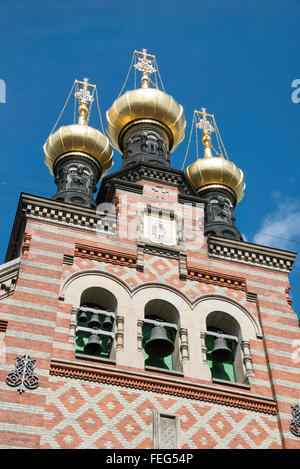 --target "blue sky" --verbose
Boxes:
[0,0,299,316]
